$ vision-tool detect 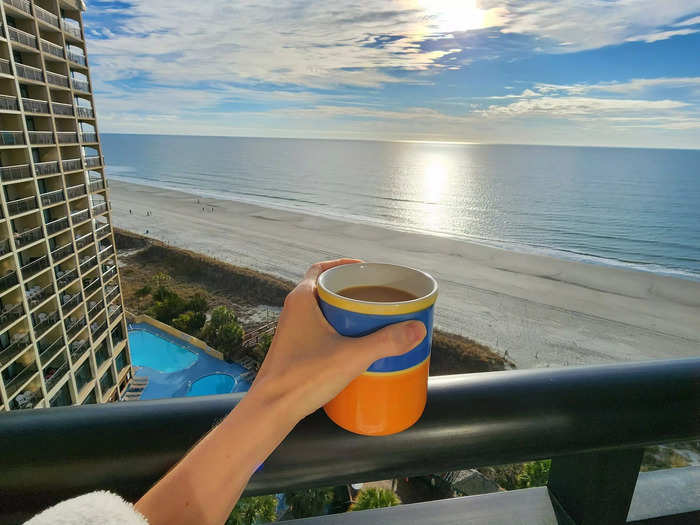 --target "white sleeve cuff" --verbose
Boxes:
[24,491,149,525]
